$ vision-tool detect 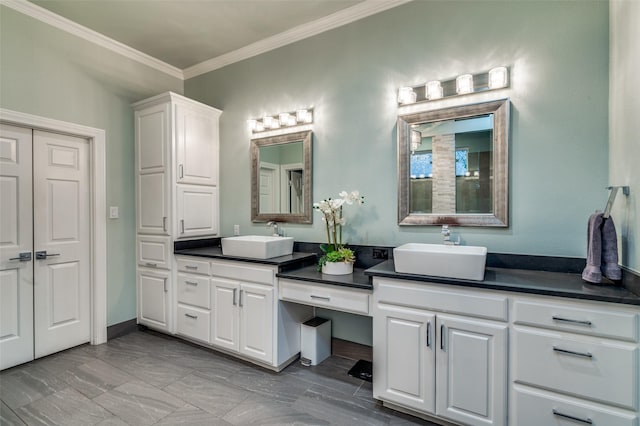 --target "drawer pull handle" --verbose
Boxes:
[426,321,431,348]
[552,409,593,424]
[239,289,244,307]
[185,265,198,270]
[553,346,593,359]
[185,280,198,286]
[310,295,330,301]
[440,324,445,351]
[233,288,237,306]
[552,316,592,327]
[163,217,167,232]
[185,313,198,319]
[145,262,157,267]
